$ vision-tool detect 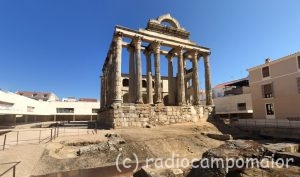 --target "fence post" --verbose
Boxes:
[54,128,56,140]
[57,127,59,137]
[95,122,98,134]
[13,165,16,177]
[16,131,19,145]
[39,130,41,144]
[50,129,53,141]
[3,134,7,150]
